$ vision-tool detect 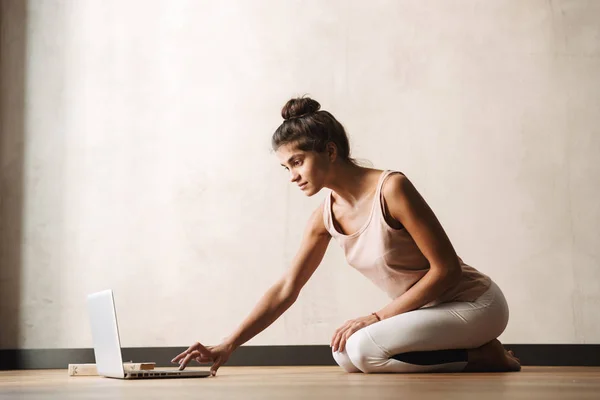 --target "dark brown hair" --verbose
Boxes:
[271,97,359,166]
